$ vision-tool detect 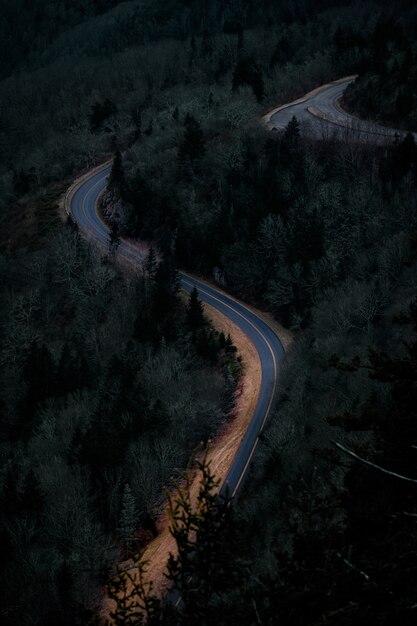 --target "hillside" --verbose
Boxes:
[1,1,417,625]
